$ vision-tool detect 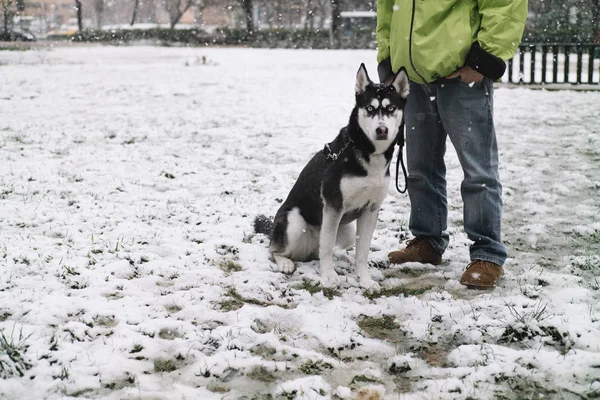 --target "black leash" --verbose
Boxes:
[395,119,408,194]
